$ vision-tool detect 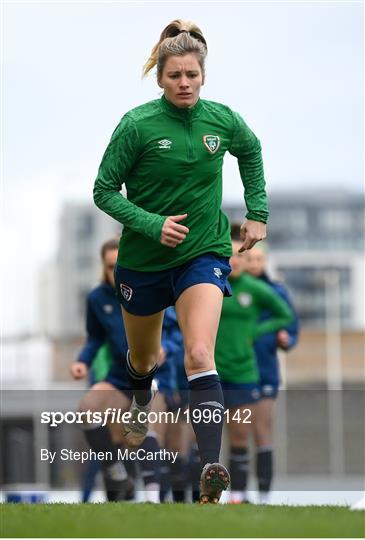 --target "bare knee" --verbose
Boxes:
[253,422,272,447]
[229,427,250,448]
[184,342,214,375]
[230,435,249,448]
